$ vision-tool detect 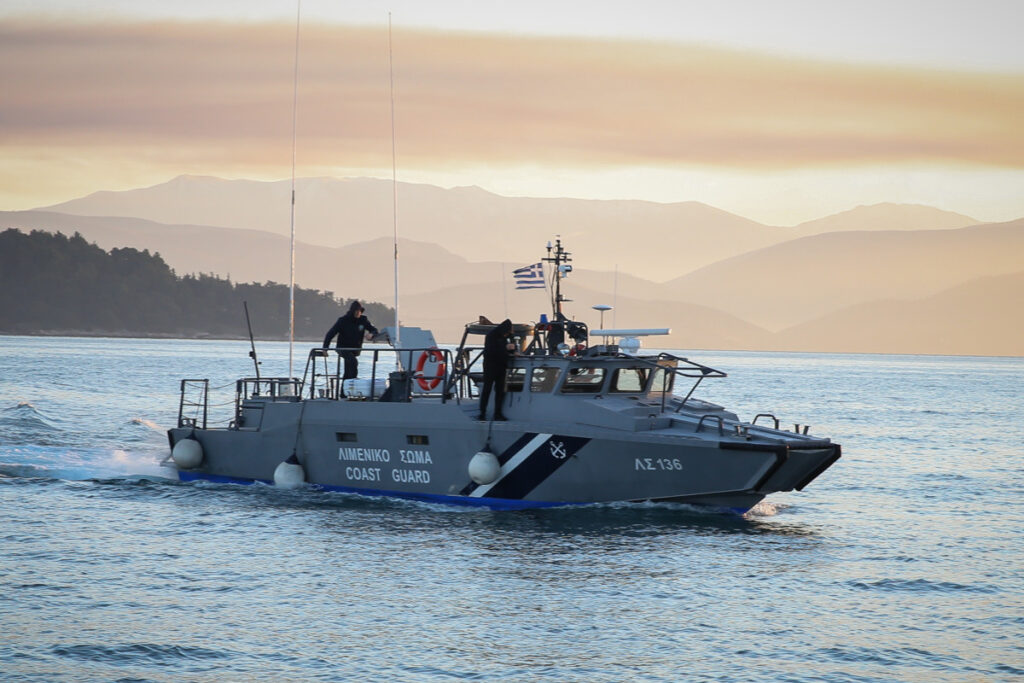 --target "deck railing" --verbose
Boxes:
[302,346,458,402]
[177,379,209,429]
[175,343,730,430]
